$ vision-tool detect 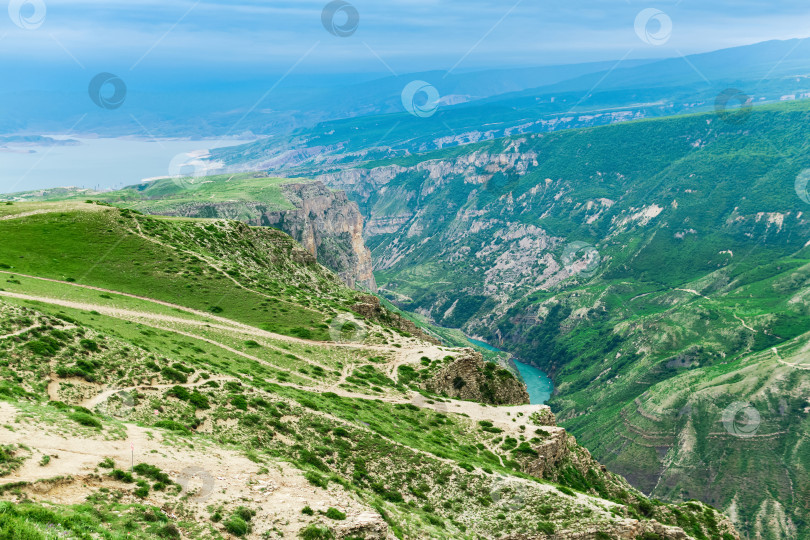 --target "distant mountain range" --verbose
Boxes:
[208,38,810,174]
[6,37,810,141]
